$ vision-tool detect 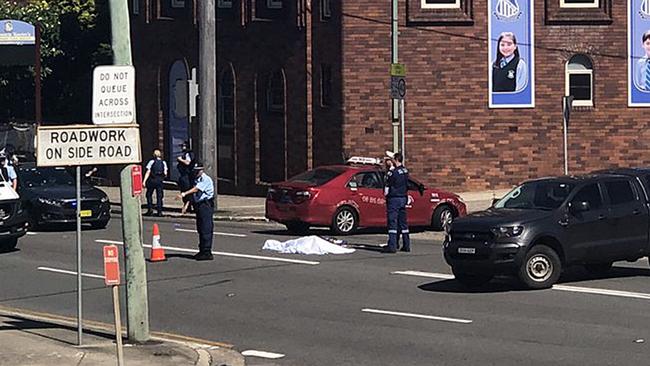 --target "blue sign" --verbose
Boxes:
[488,0,535,108]
[628,0,650,106]
[0,19,35,45]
